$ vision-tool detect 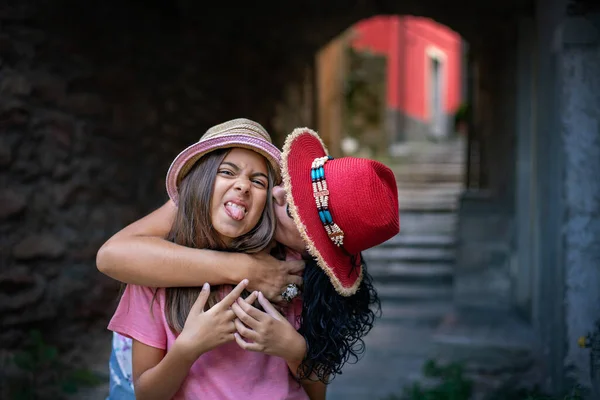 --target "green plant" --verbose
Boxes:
[1,330,104,400]
[342,44,387,156]
[382,360,473,400]
[453,103,470,130]
[381,358,587,400]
